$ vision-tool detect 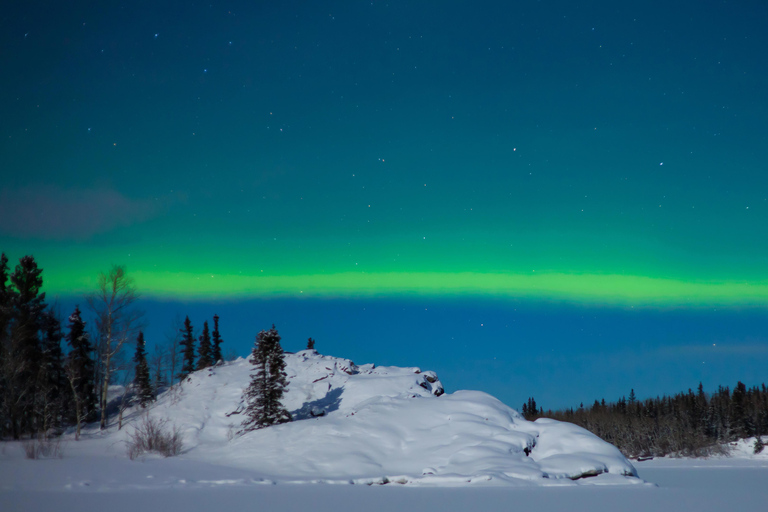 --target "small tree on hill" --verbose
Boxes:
[134,331,153,407]
[197,321,212,370]
[178,316,195,380]
[240,325,291,432]
[306,337,315,350]
[211,314,223,364]
[755,433,765,455]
